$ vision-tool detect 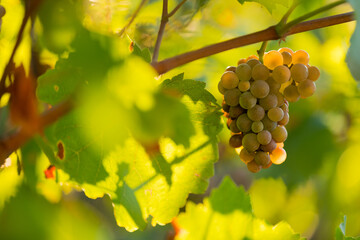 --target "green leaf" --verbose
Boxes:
[346,0,360,81]
[335,216,360,240]
[176,176,304,240]
[237,0,290,13]
[132,41,152,63]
